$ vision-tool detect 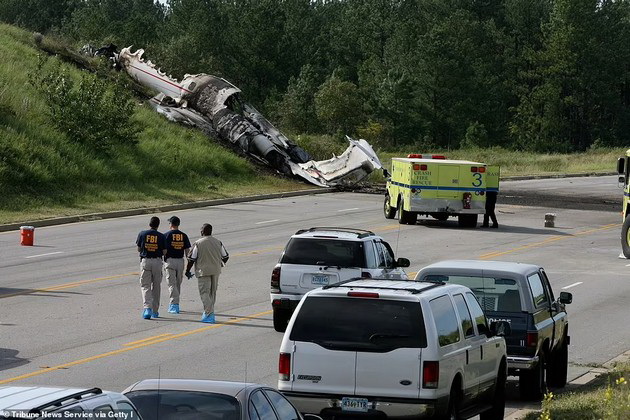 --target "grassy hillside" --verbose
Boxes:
[0,24,309,224]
